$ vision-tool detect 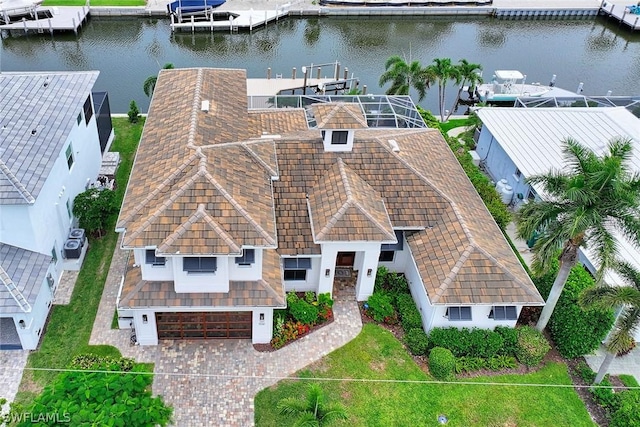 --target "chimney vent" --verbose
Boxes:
[201,100,210,112]
[388,139,400,152]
